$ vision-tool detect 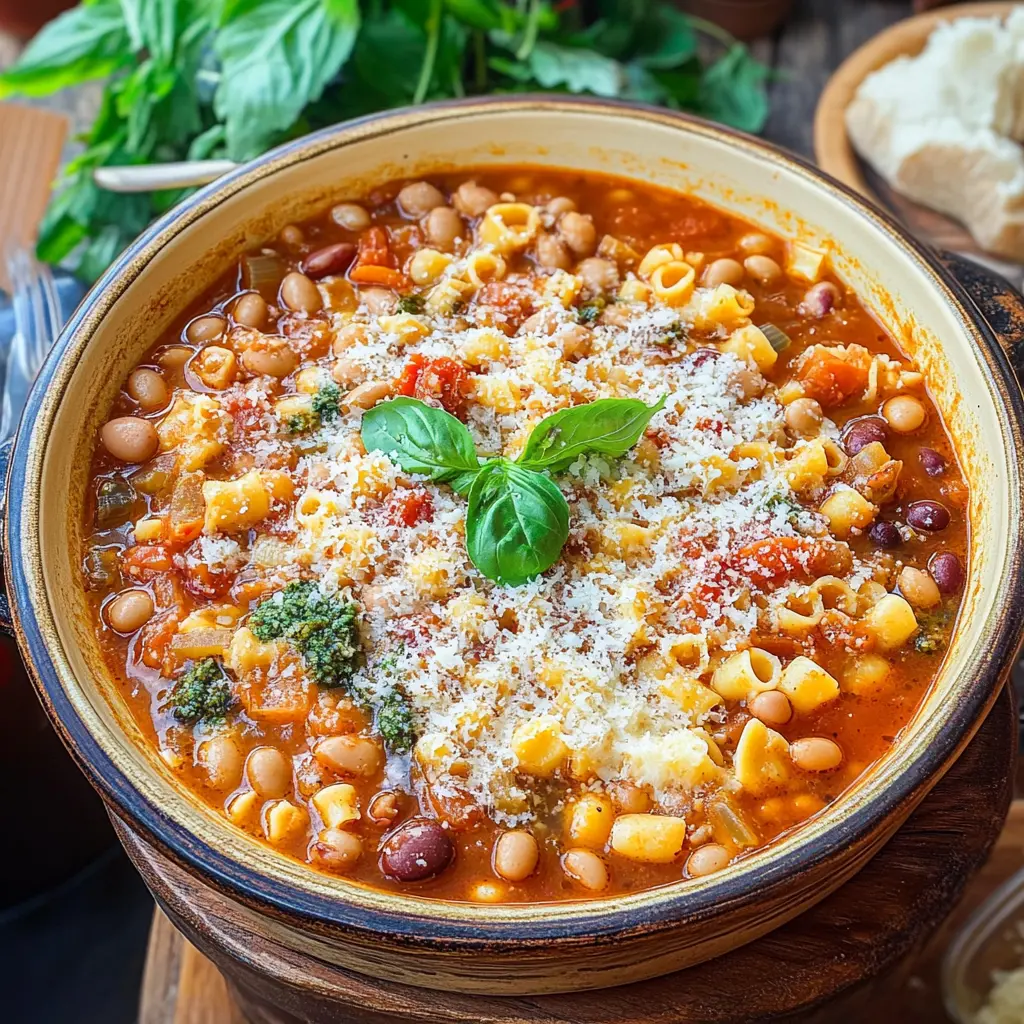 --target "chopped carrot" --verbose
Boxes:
[796,345,870,407]
[349,265,406,288]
